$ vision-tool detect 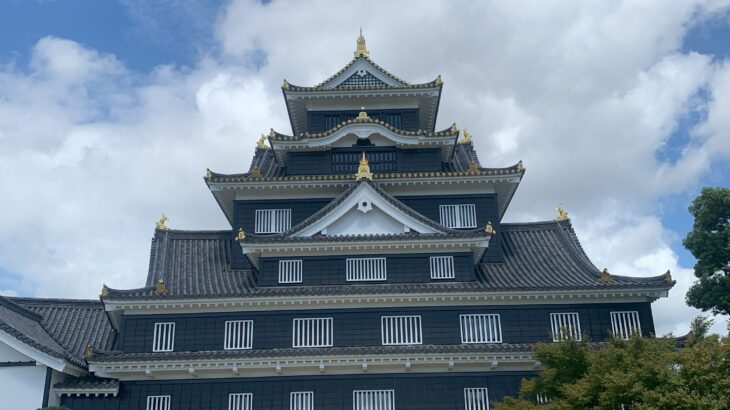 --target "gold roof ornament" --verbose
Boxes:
[435,74,443,86]
[235,227,246,242]
[355,152,373,181]
[83,344,93,360]
[256,134,269,150]
[357,107,369,120]
[554,204,569,221]
[281,79,289,90]
[251,167,262,178]
[450,122,458,133]
[204,168,211,180]
[468,161,478,175]
[485,221,495,235]
[155,213,169,230]
[154,279,168,295]
[664,270,674,284]
[354,28,369,58]
[517,160,525,173]
[599,267,612,282]
[100,284,109,298]
[460,128,472,144]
